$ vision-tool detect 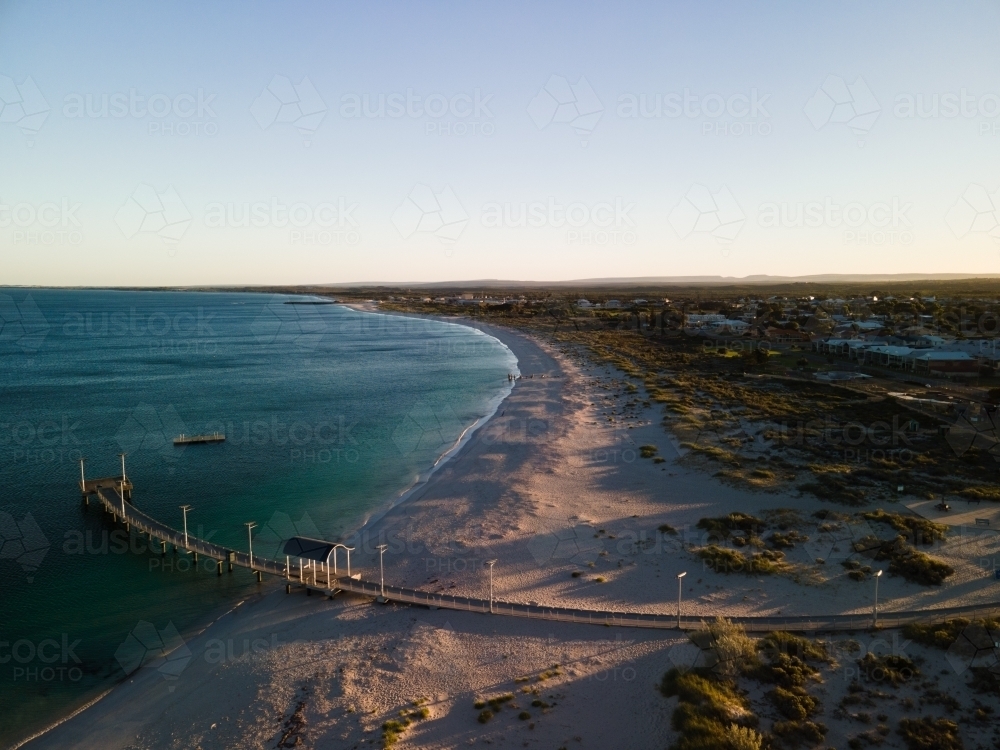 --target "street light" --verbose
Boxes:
[245,522,257,570]
[118,452,127,481]
[873,569,883,627]
[676,571,687,629]
[376,544,388,598]
[179,505,193,549]
[486,559,497,614]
